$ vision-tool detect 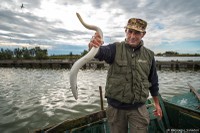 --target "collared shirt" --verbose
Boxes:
[95,41,159,109]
